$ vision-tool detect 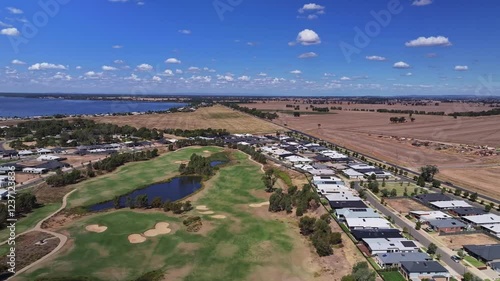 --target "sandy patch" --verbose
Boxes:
[211,215,227,219]
[203,150,210,153]
[198,211,215,215]
[196,205,209,211]
[143,222,172,237]
[128,234,146,244]
[174,160,188,164]
[85,224,108,233]
[249,202,270,208]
